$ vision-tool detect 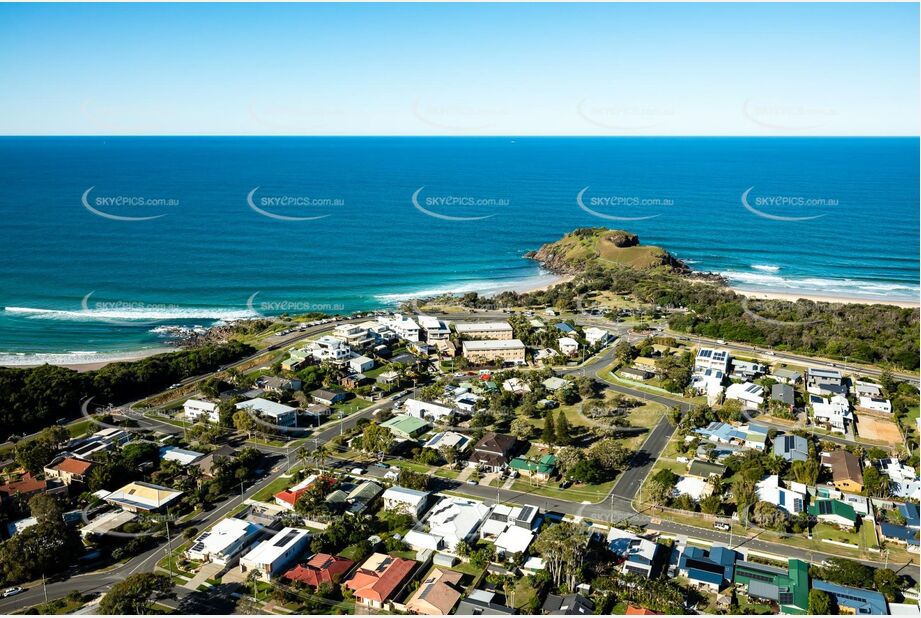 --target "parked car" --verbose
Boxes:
[713,522,731,531]
[2,587,24,598]
[350,467,366,476]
